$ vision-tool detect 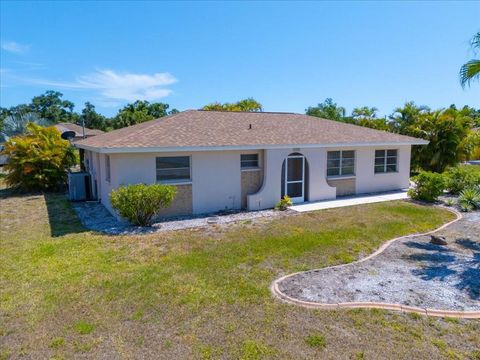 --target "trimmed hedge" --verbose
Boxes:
[110,183,177,226]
